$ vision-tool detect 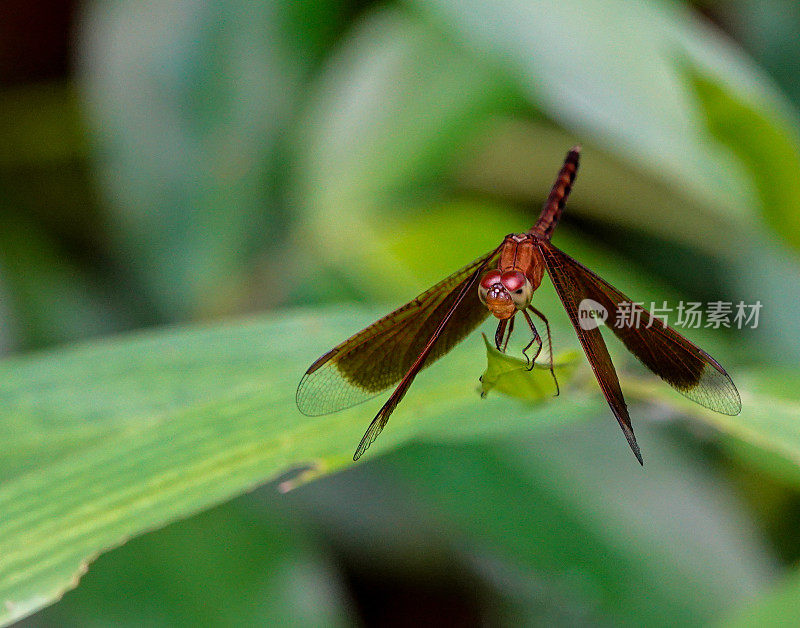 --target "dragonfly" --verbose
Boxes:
[296,147,742,463]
